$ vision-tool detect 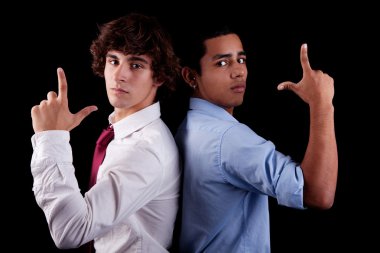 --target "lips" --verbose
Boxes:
[112,87,128,94]
[231,82,246,93]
